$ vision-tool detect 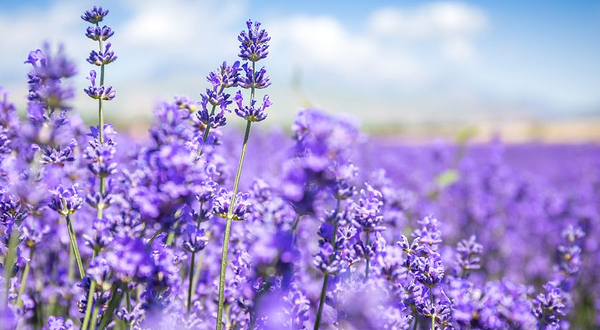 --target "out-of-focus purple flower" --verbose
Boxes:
[413,216,442,254]
[25,45,76,112]
[455,235,483,277]
[42,316,75,330]
[182,224,208,253]
[238,19,270,62]
[532,282,566,328]
[87,257,111,288]
[33,139,77,166]
[81,6,109,24]
[233,91,271,122]
[351,183,385,233]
